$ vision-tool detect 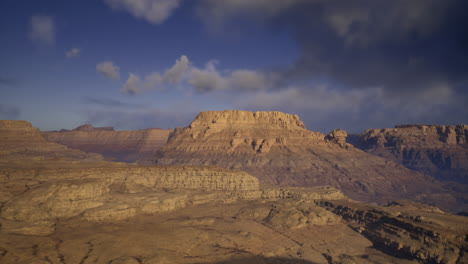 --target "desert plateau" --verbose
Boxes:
[1,1,468,263]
